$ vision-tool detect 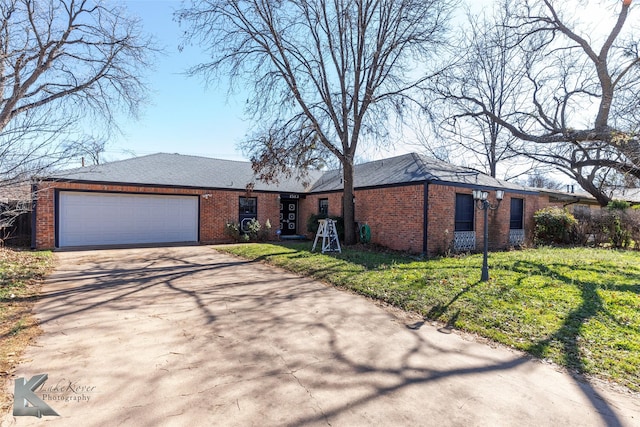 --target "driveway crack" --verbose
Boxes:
[276,352,332,426]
